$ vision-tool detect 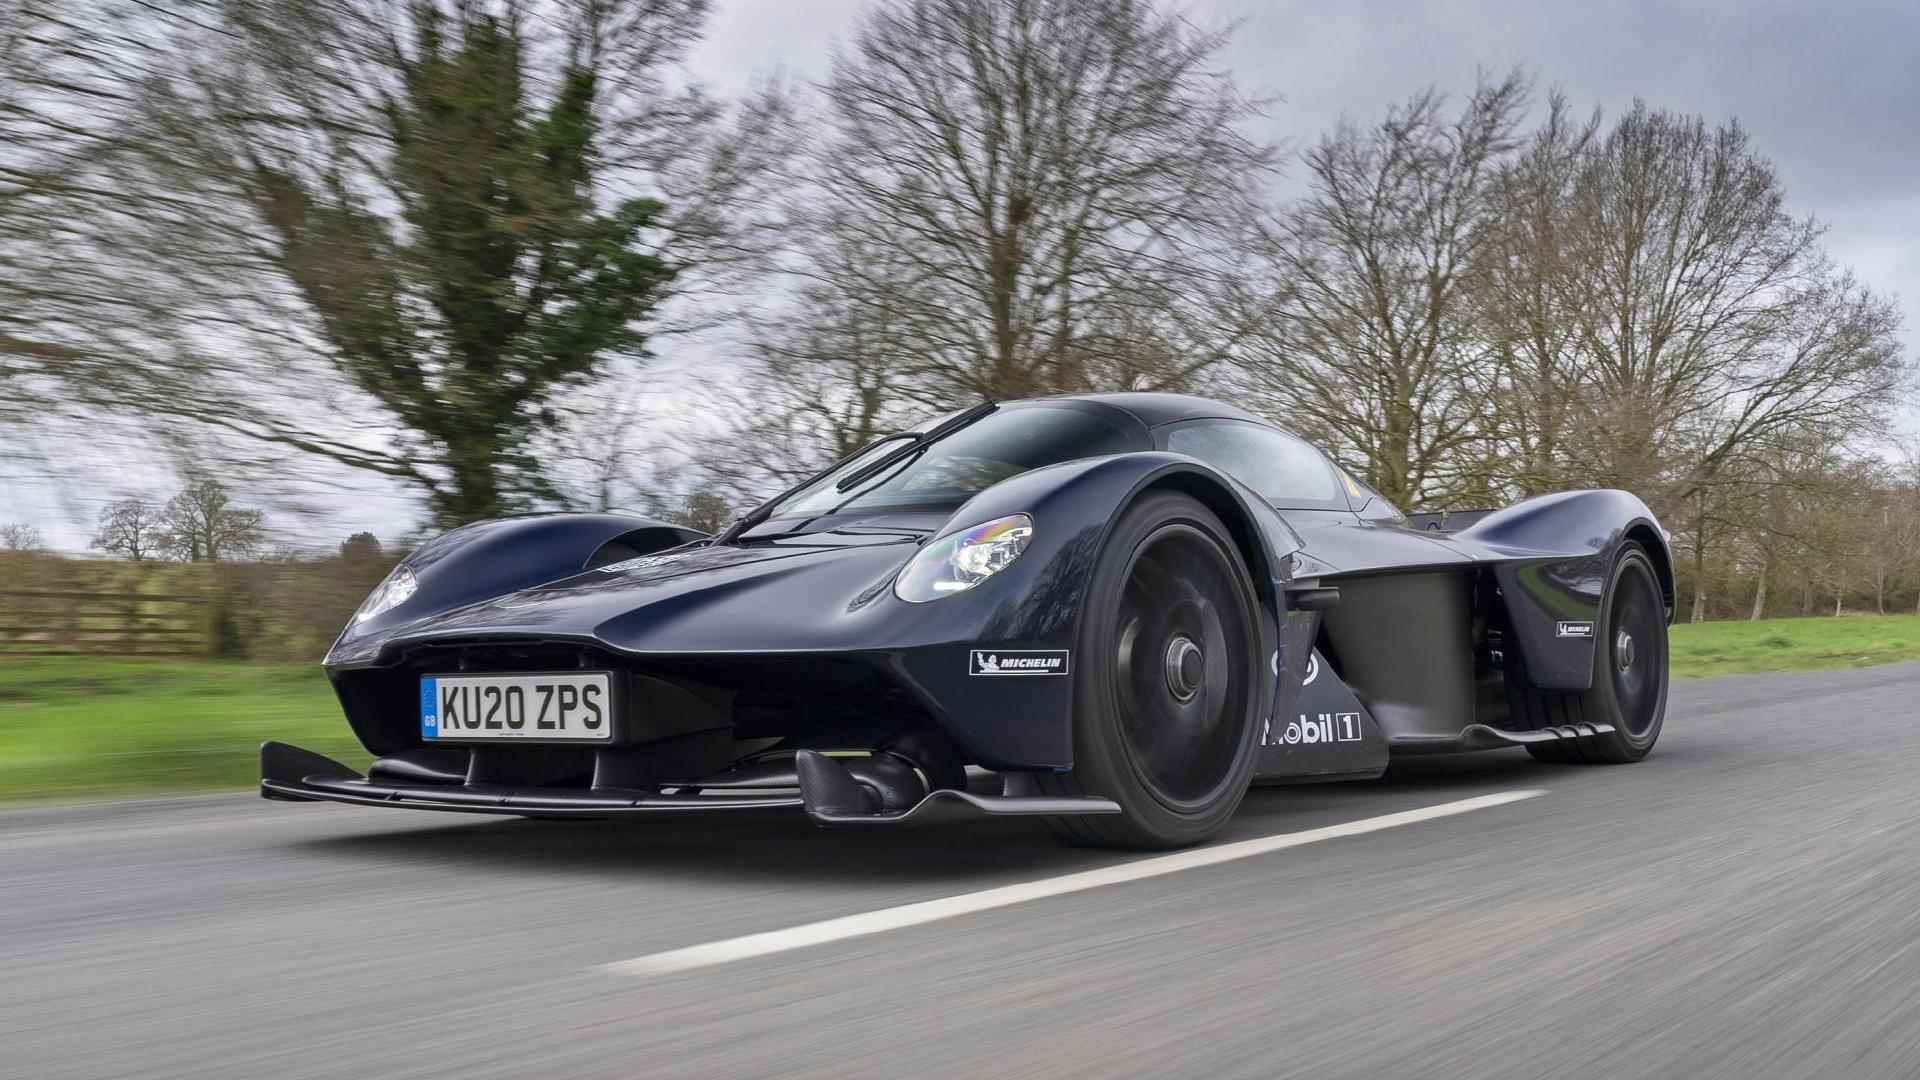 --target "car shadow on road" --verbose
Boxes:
[281,749,1565,888]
